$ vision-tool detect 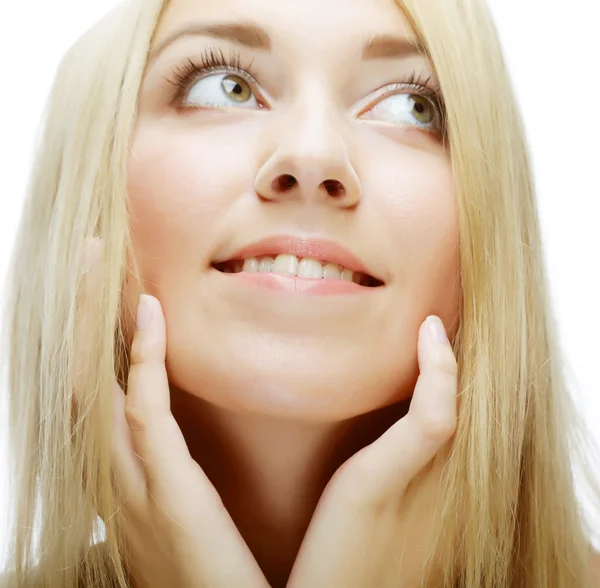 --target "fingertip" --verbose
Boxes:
[136,295,155,331]
[425,315,449,345]
[130,295,167,367]
[135,295,166,332]
[418,316,456,374]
